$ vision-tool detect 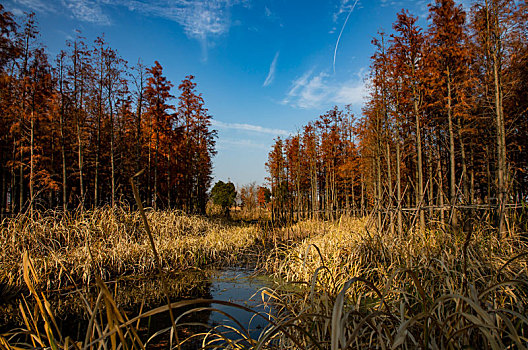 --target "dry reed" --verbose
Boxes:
[260,216,528,349]
[1,210,527,349]
[0,207,261,291]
